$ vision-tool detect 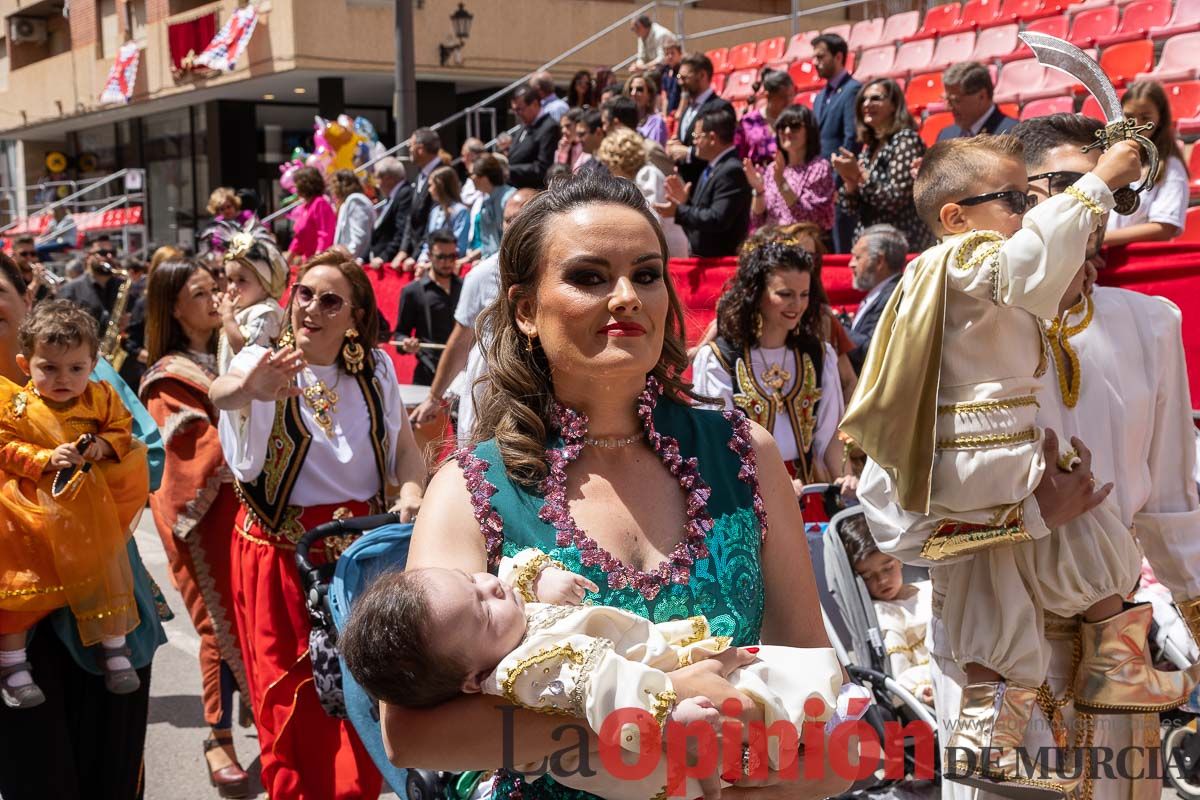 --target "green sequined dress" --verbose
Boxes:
[458,383,768,800]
